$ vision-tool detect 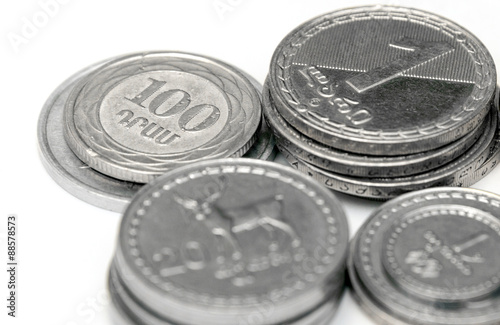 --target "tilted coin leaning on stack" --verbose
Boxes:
[264,5,499,199]
[108,159,349,325]
[37,51,276,212]
[349,187,500,325]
